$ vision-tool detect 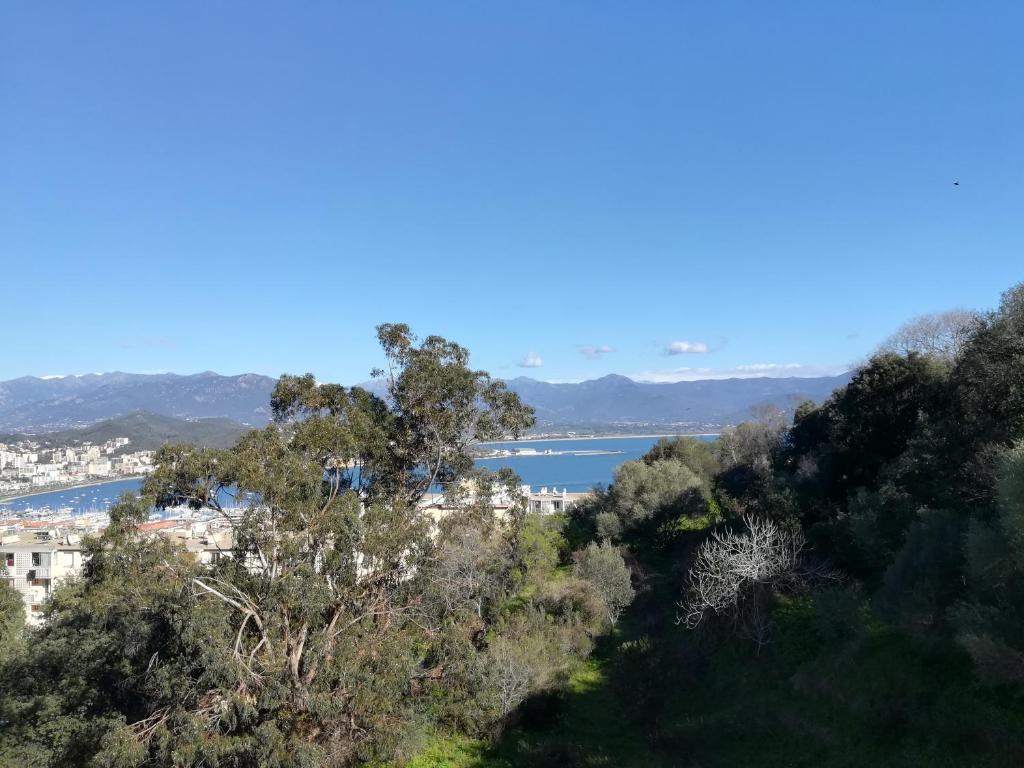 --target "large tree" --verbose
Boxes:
[2,325,540,767]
